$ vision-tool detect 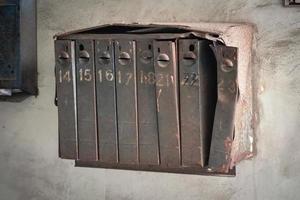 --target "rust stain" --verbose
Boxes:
[216,137,233,173]
[230,151,254,169]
